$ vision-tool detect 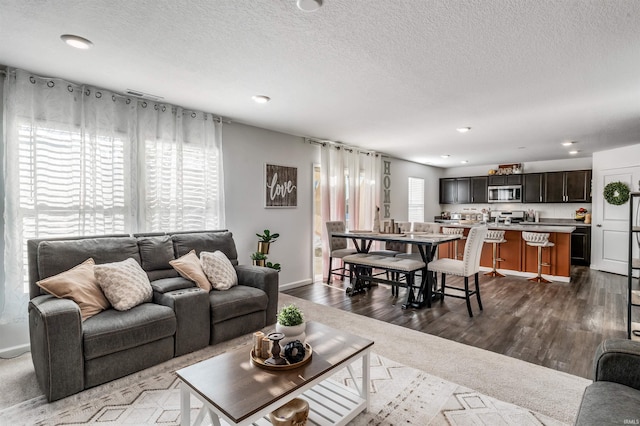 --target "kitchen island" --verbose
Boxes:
[439,223,576,282]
